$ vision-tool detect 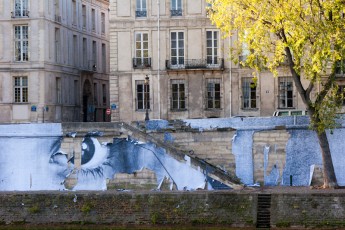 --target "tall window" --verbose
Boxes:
[242,78,257,109]
[94,83,98,105]
[92,41,97,70]
[72,0,77,25]
[136,0,147,17]
[91,9,96,32]
[171,0,182,16]
[338,85,345,105]
[83,38,87,68]
[102,43,106,72]
[82,5,86,28]
[74,80,79,105]
[56,77,61,104]
[14,76,28,103]
[335,60,345,75]
[206,79,221,109]
[135,32,149,67]
[171,32,184,66]
[102,84,107,105]
[73,35,78,66]
[206,31,218,65]
[171,80,186,110]
[278,77,294,108]
[136,80,150,110]
[14,0,29,17]
[101,13,105,34]
[14,25,29,61]
[55,28,60,63]
[54,0,61,22]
